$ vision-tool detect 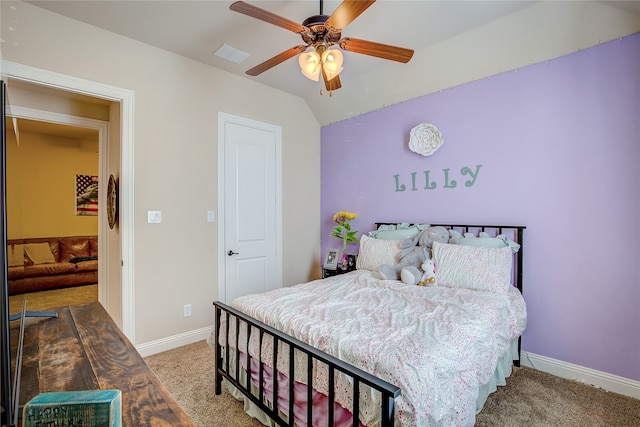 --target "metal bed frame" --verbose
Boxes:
[213,223,525,427]
[213,302,401,427]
